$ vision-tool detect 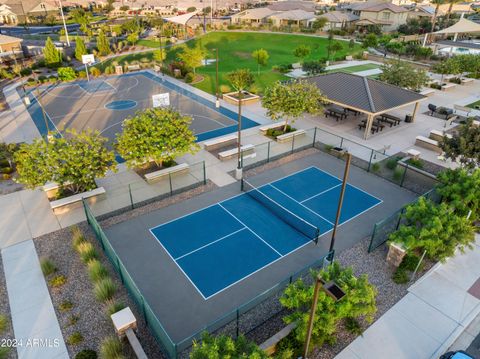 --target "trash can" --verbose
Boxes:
[405,114,413,123]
